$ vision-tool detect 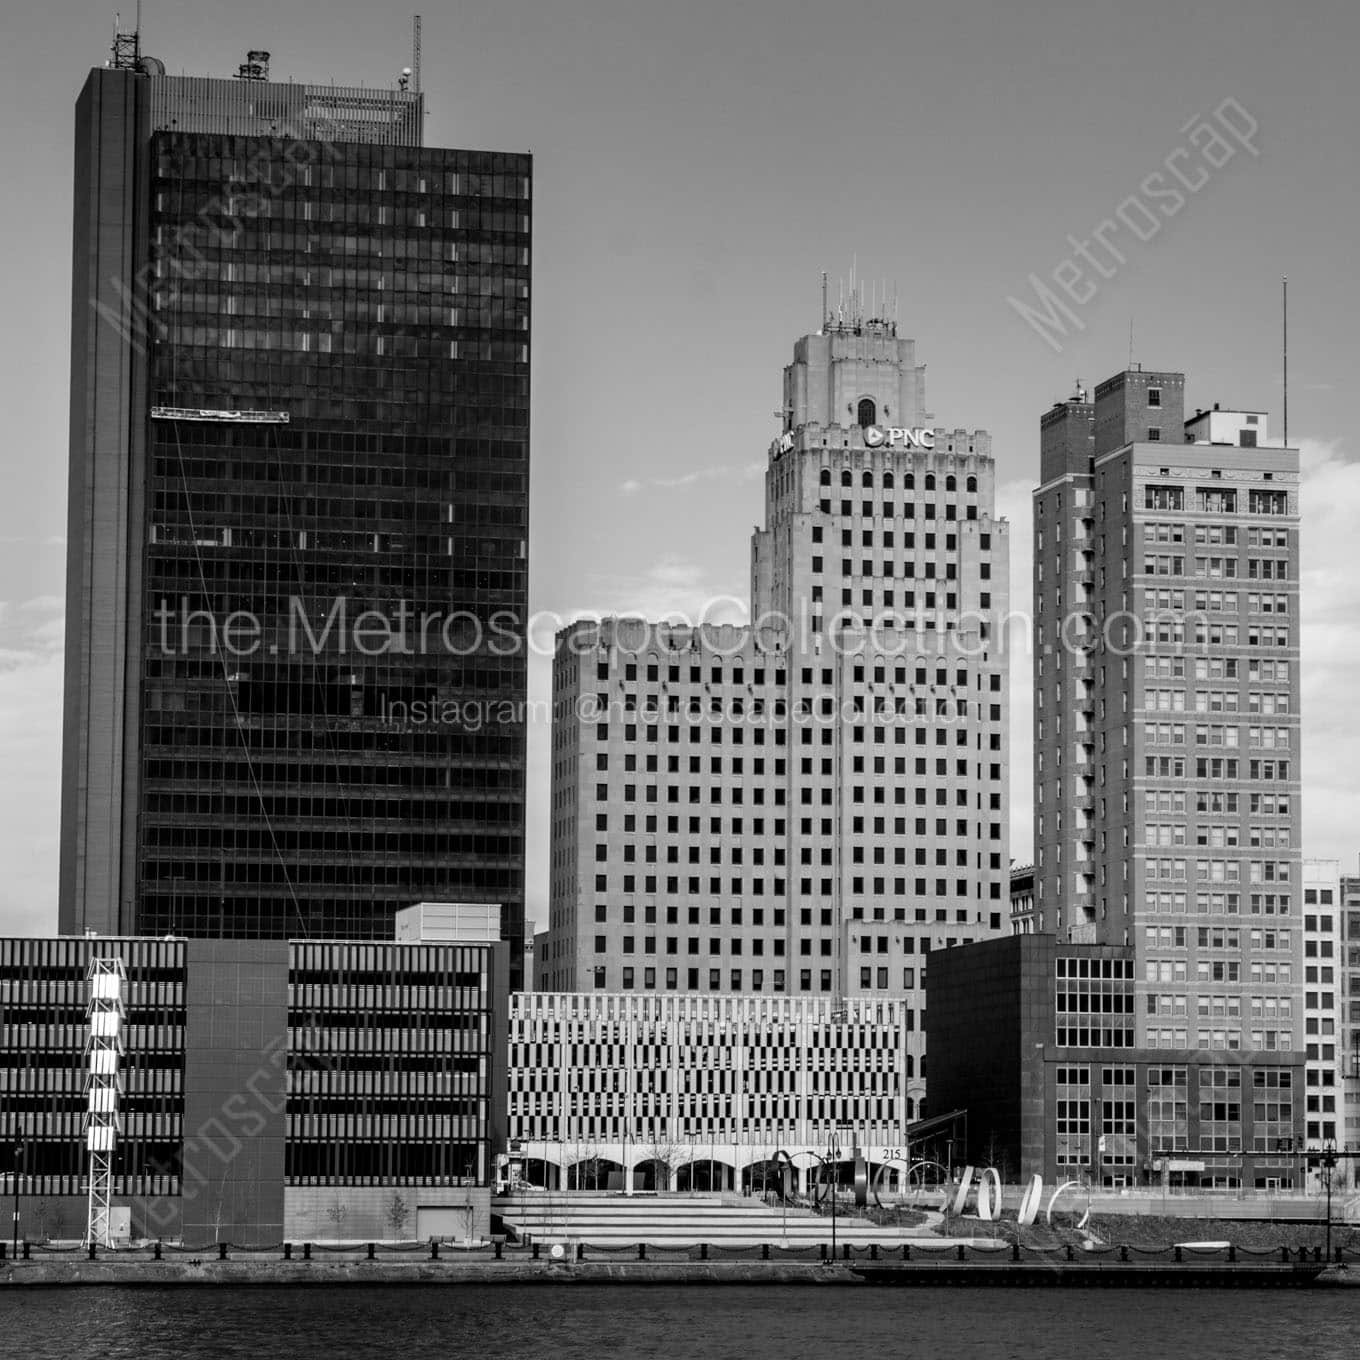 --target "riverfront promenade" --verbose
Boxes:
[1,1237,1355,1288]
